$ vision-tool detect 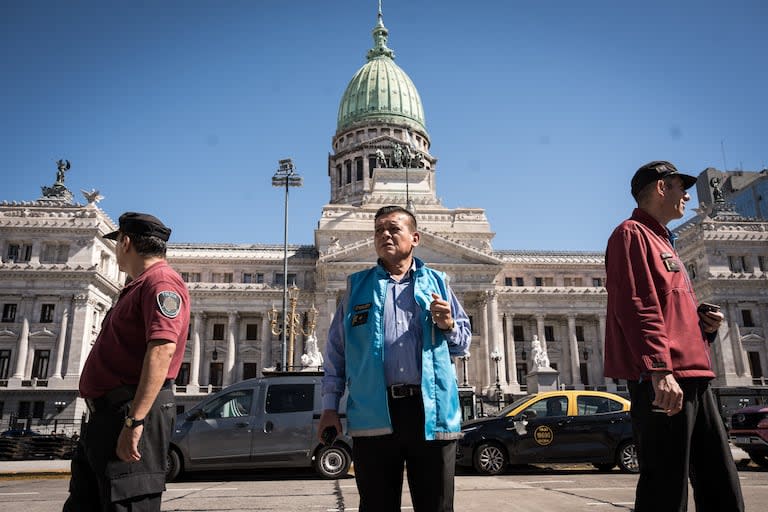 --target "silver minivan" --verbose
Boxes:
[167,372,351,480]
